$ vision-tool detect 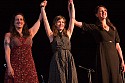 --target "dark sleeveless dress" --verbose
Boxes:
[81,22,122,83]
[4,36,39,83]
[48,33,78,83]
